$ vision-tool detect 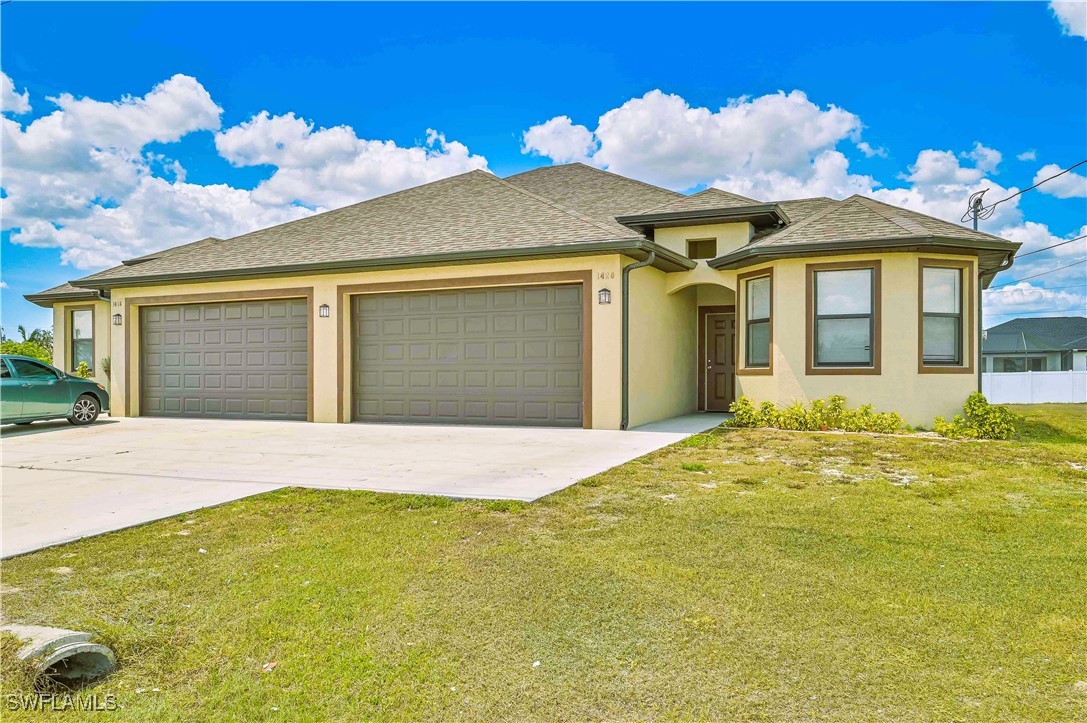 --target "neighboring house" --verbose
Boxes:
[982,317,1087,372]
[26,163,1019,428]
